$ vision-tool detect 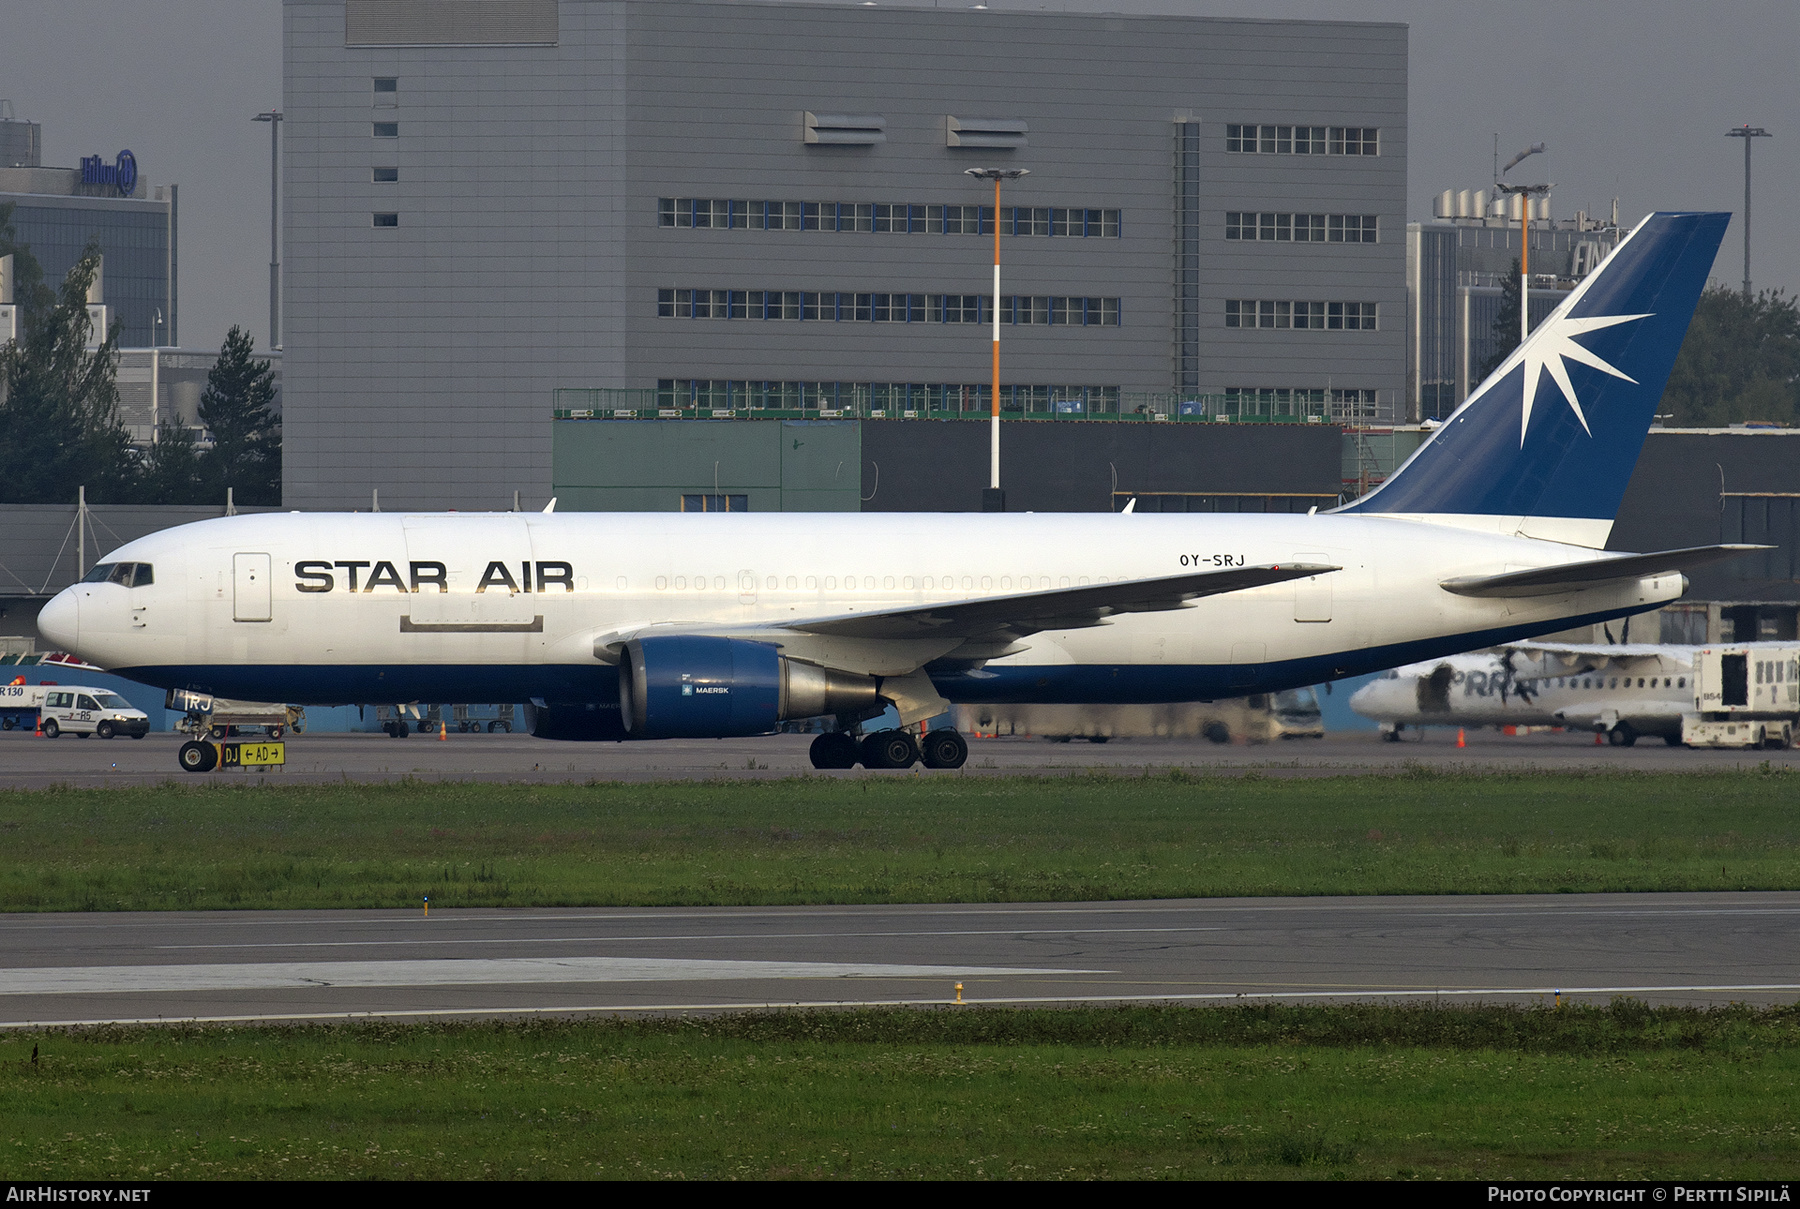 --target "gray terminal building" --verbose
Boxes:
[281,0,1406,511]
